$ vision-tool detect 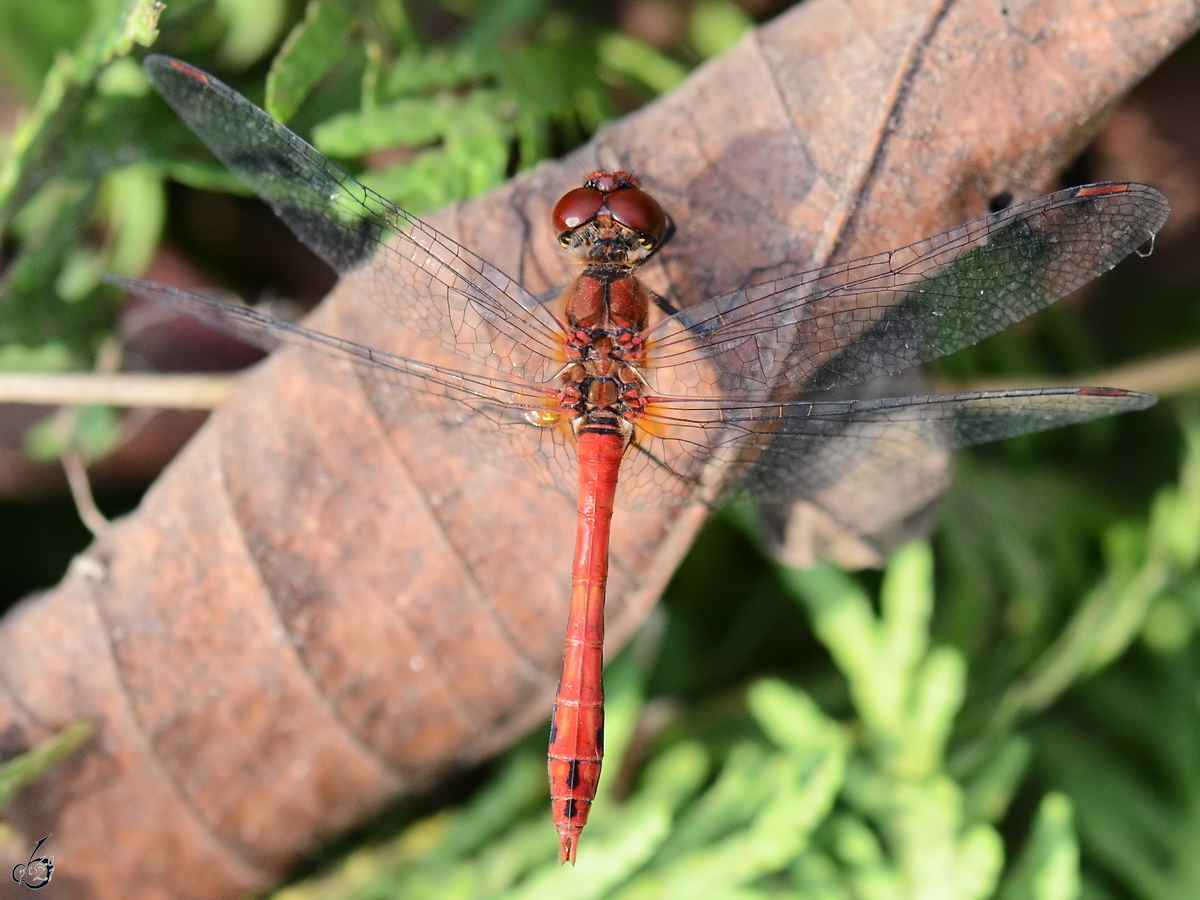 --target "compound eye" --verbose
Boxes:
[552,187,605,233]
[605,188,666,248]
